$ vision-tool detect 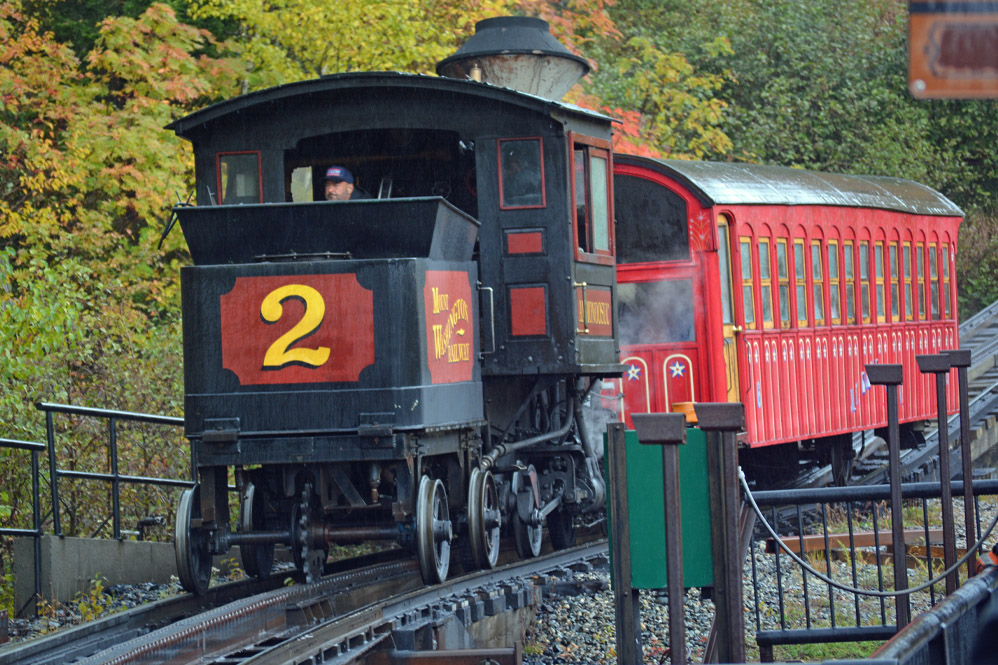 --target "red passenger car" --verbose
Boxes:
[610,156,963,482]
